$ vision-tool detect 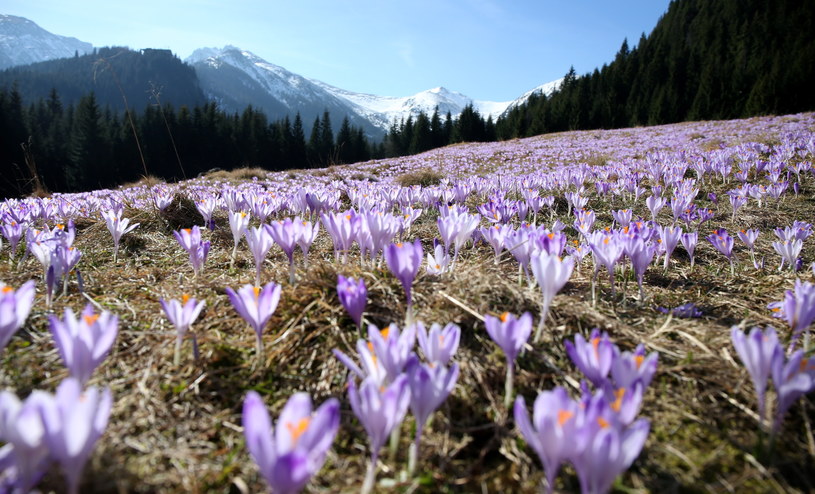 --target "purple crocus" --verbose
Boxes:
[571,411,650,494]
[0,389,52,492]
[228,210,250,268]
[0,280,36,354]
[101,209,139,263]
[730,326,781,421]
[245,225,274,287]
[565,329,615,388]
[770,349,815,434]
[514,387,585,494]
[267,218,299,284]
[625,237,656,302]
[48,305,119,386]
[242,391,340,494]
[405,356,459,474]
[173,226,210,278]
[226,282,282,361]
[295,218,319,268]
[529,251,574,343]
[656,225,682,271]
[160,294,206,364]
[39,377,113,494]
[337,275,367,328]
[367,323,416,383]
[348,375,411,494]
[611,344,659,389]
[384,239,423,317]
[707,228,736,275]
[484,311,533,408]
[773,238,803,272]
[772,279,815,350]
[416,322,460,366]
